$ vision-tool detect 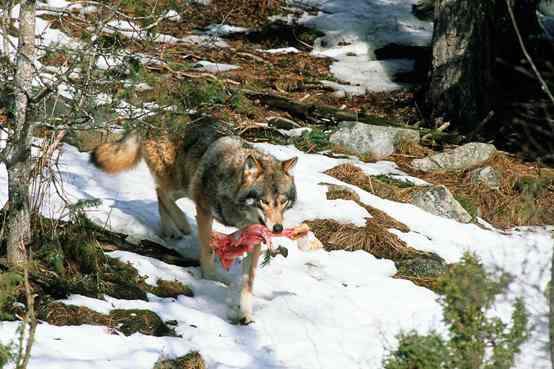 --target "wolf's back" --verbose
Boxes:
[90,134,142,174]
